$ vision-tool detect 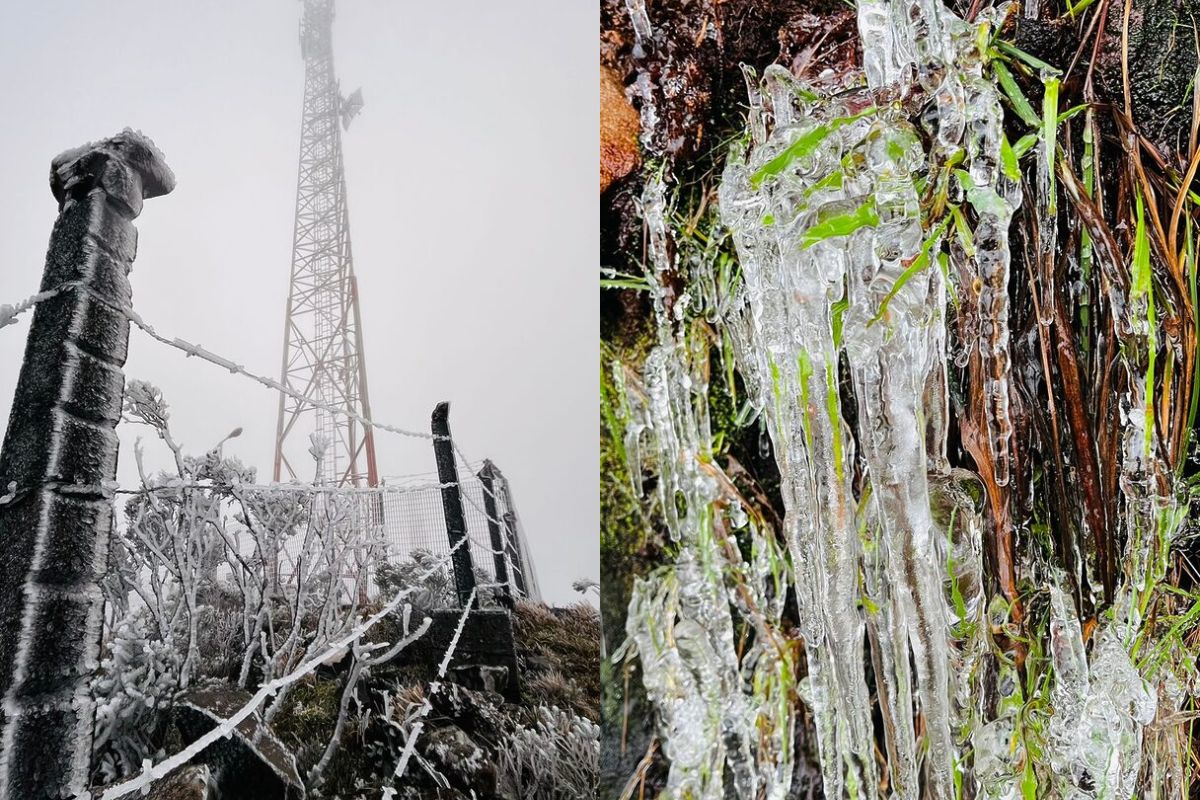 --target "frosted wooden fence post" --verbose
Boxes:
[0,130,174,799]
[430,402,477,607]
[476,459,513,606]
